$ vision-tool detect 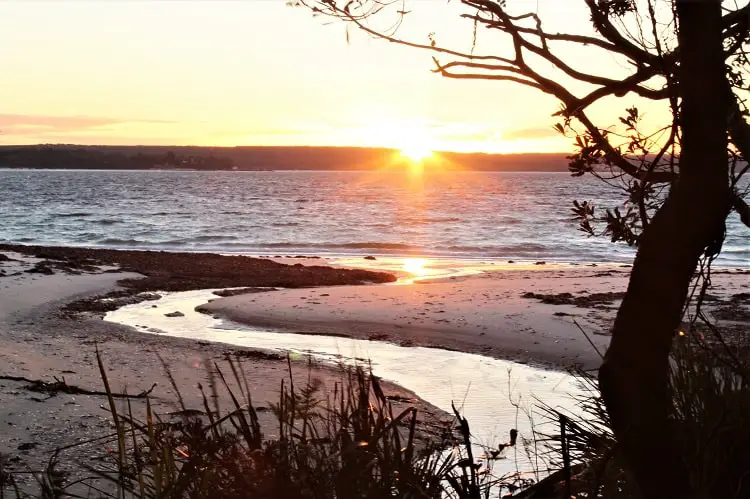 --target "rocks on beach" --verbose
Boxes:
[521,291,625,308]
[0,243,398,317]
[213,287,271,298]
[0,244,397,294]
